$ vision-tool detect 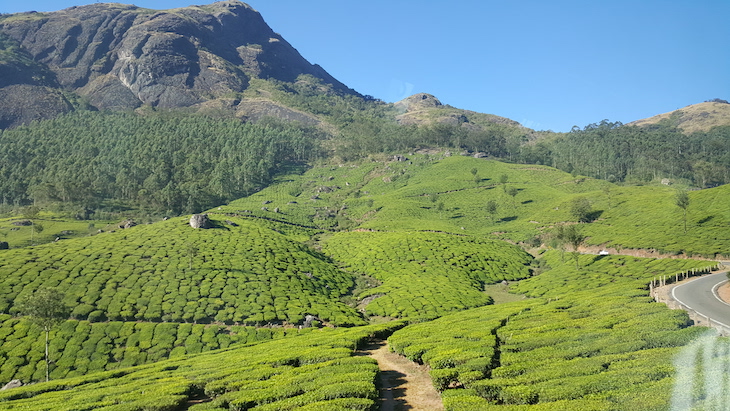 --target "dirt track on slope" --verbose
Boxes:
[358,340,443,411]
